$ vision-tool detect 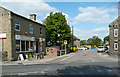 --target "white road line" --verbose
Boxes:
[60,54,75,61]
